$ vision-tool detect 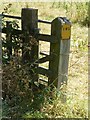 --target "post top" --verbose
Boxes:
[22,8,38,10]
[52,17,71,25]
